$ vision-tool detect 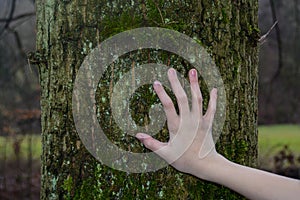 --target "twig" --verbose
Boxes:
[259,21,278,44]
[153,0,164,24]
